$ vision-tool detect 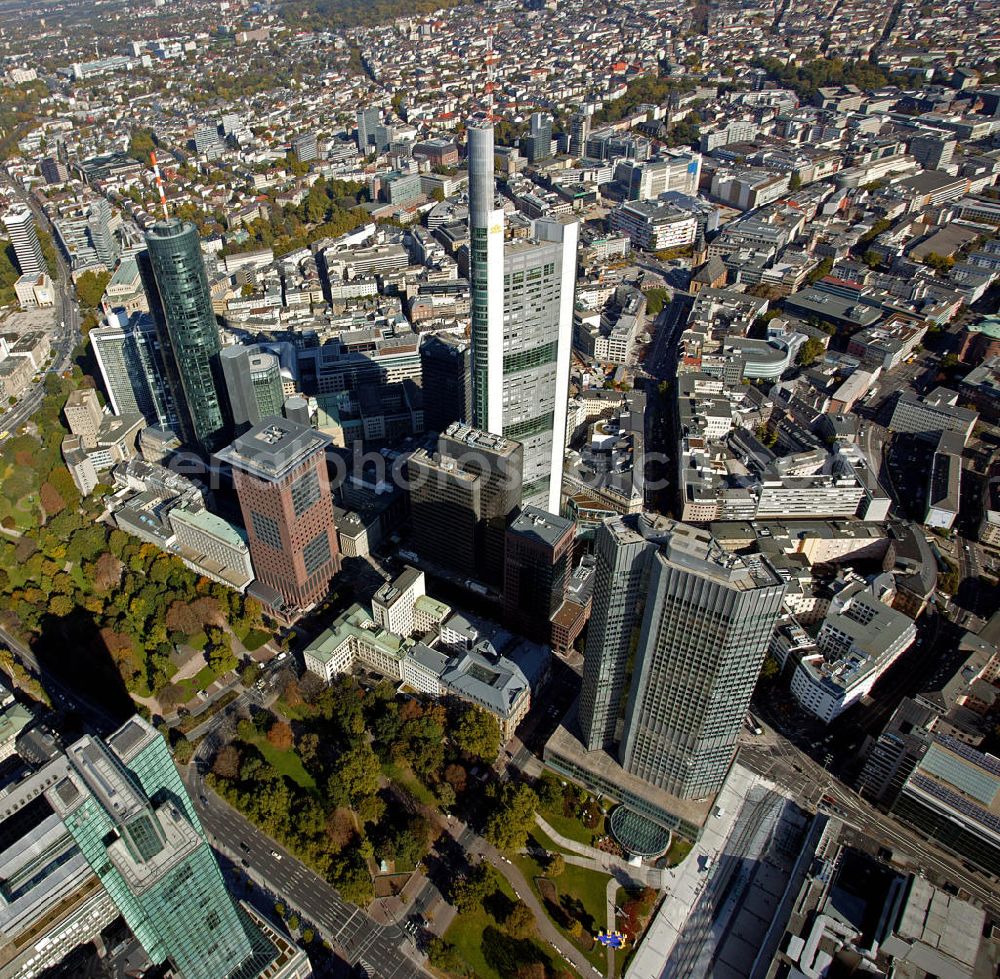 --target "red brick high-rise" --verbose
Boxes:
[219,416,340,614]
